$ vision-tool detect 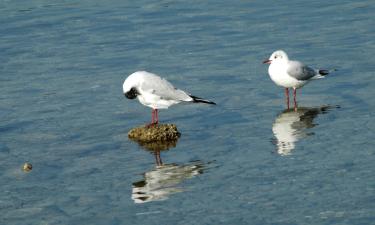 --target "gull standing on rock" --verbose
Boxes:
[263,50,332,108]
[123,71,216,126]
